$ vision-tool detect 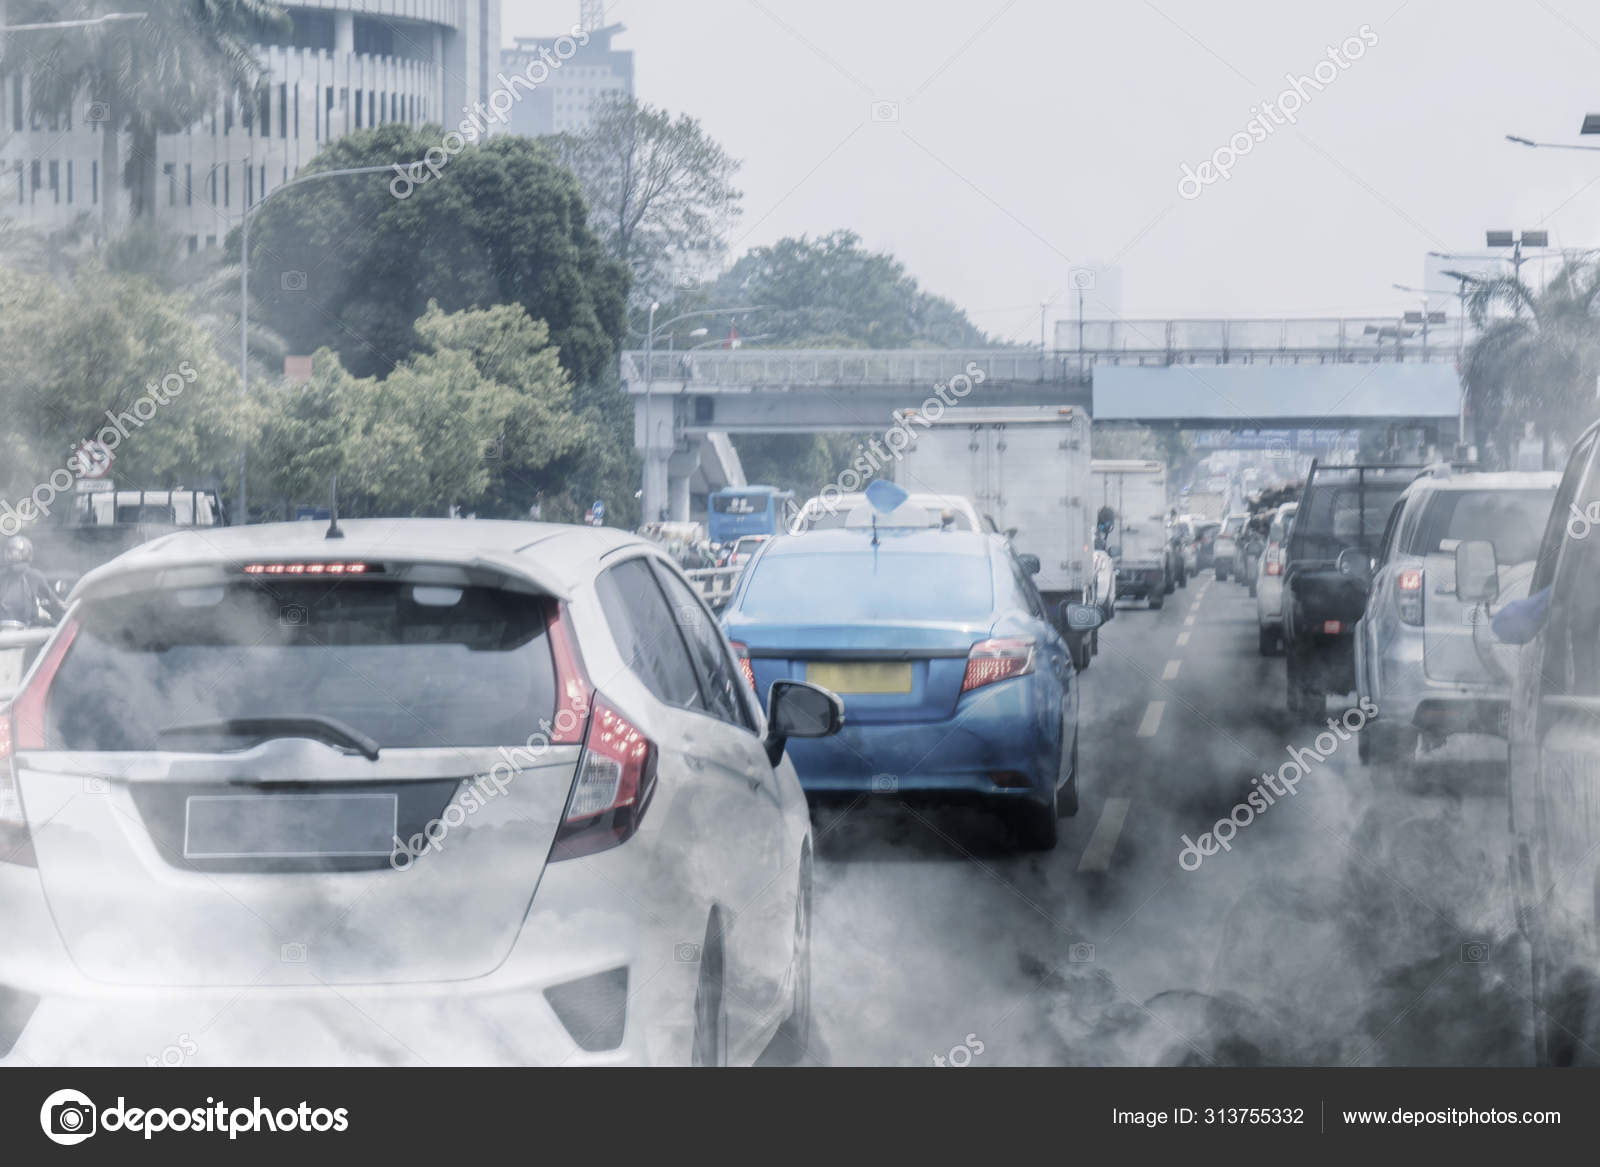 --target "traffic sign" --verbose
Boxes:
[70,440,114,479]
